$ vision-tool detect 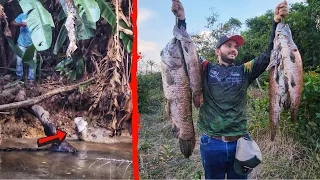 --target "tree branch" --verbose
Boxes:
[0,77,96,111]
